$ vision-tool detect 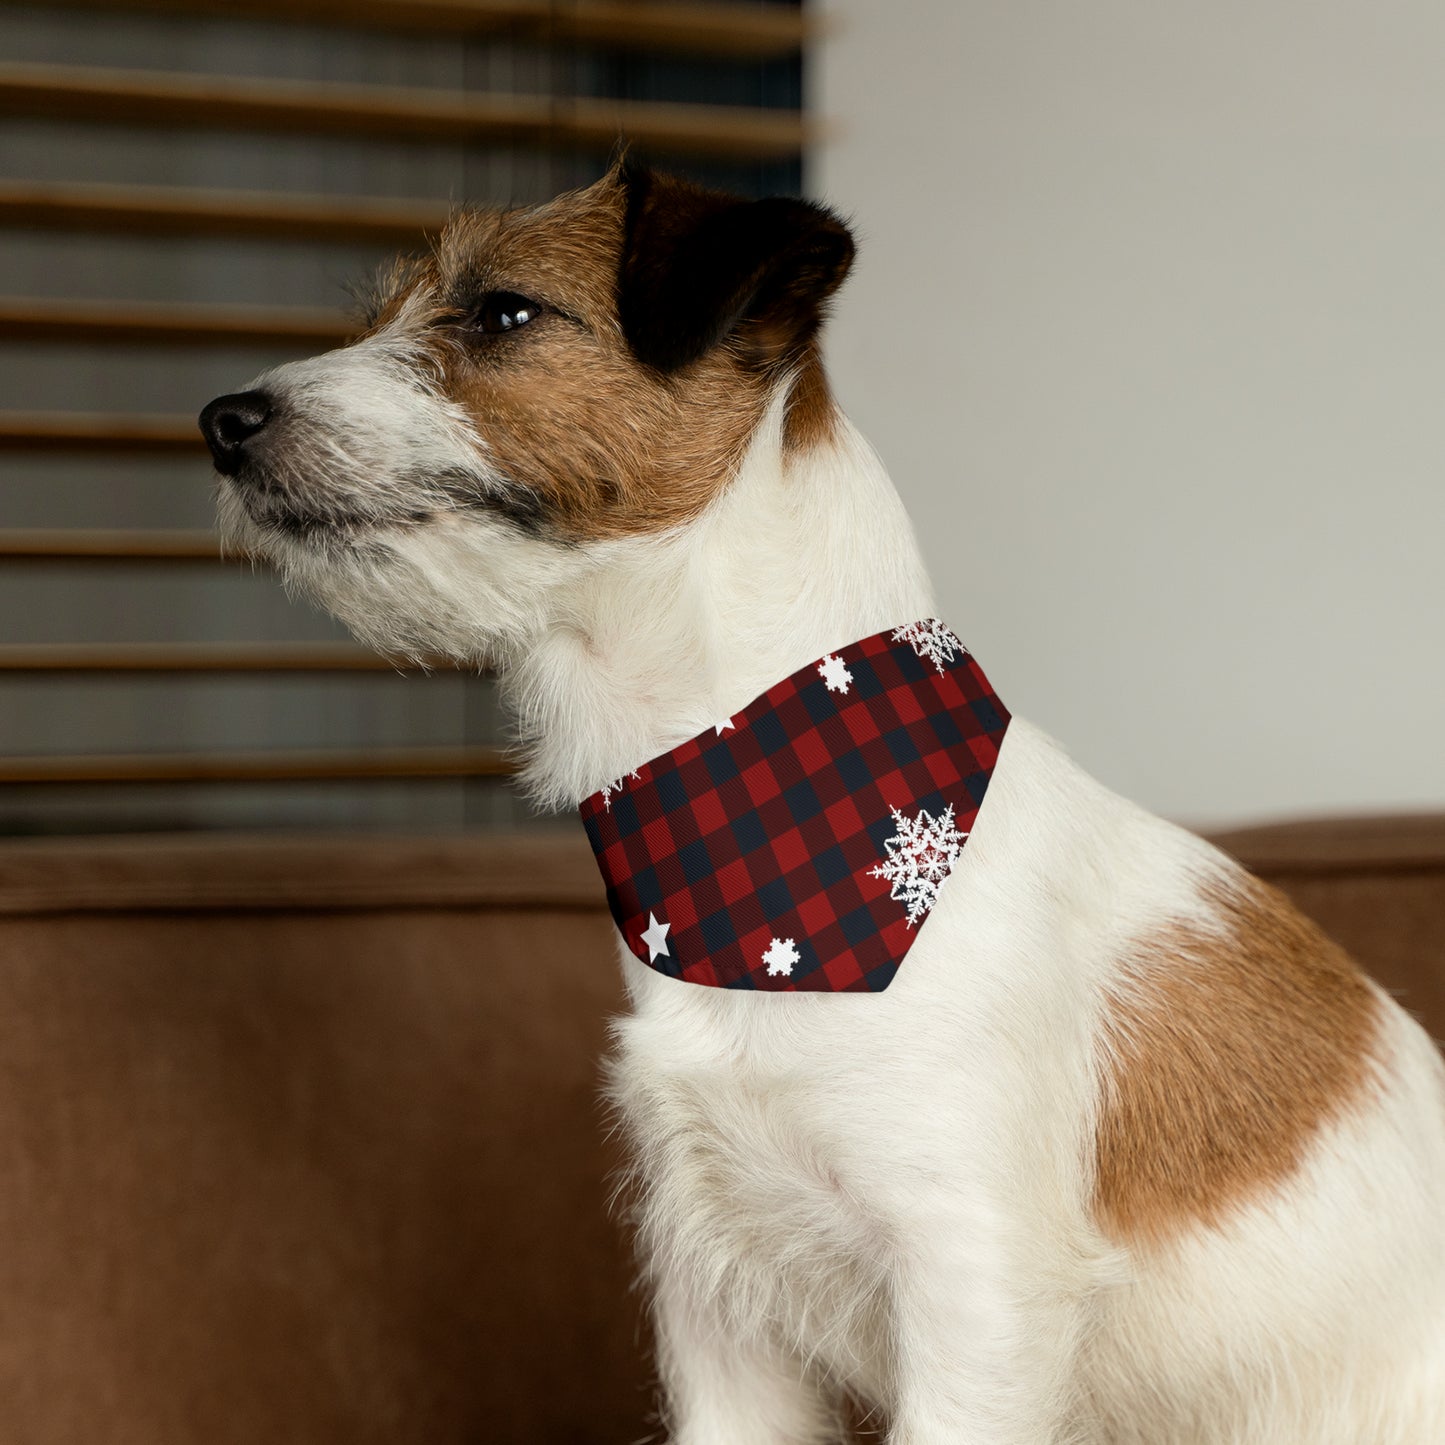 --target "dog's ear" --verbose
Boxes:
[617,162,855,374]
